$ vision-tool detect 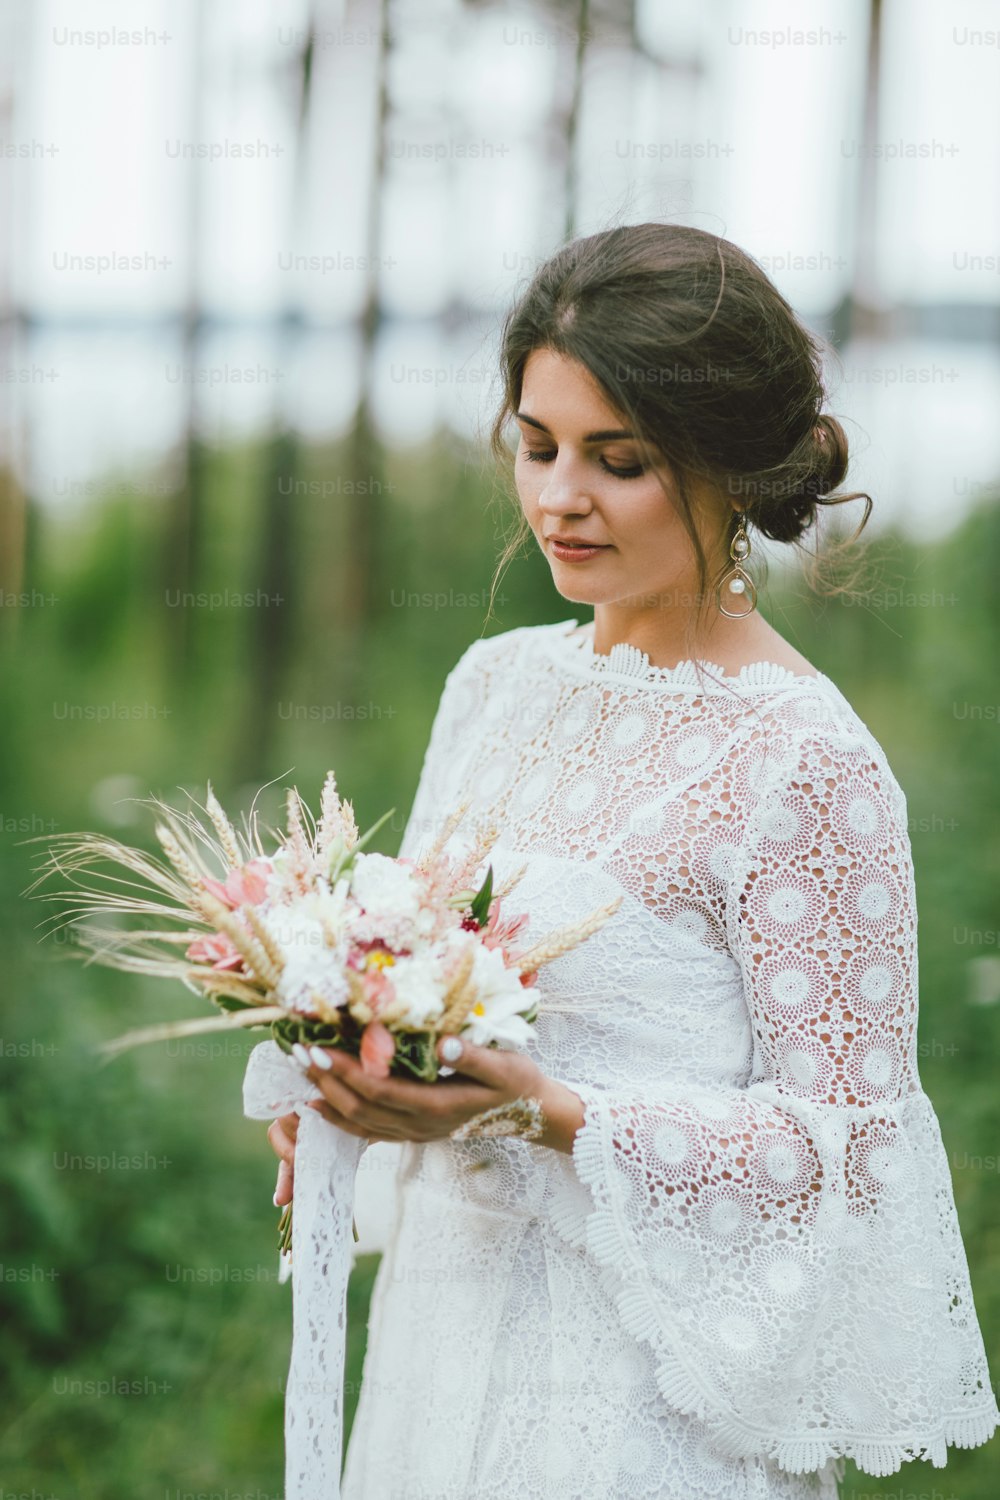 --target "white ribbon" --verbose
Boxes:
[243,1039,368,1500]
